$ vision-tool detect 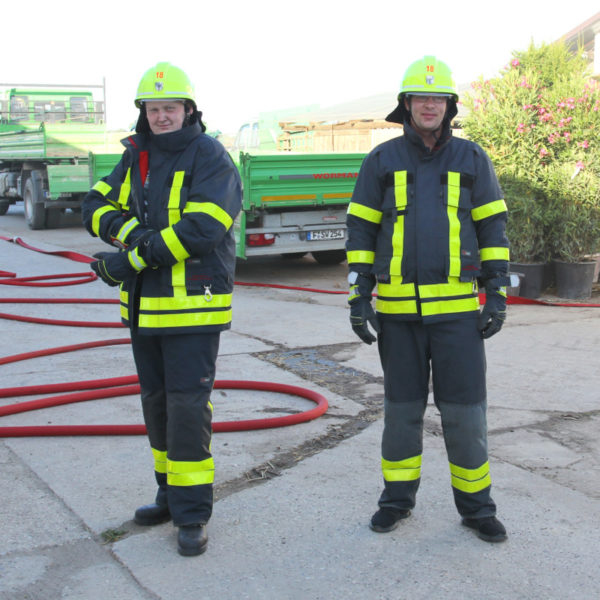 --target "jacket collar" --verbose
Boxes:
[121,122,203,154]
